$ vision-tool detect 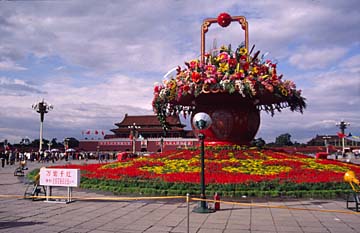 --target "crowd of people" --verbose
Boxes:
[0,149,119,168]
